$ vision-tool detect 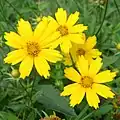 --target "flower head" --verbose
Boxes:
[64,34,101,65]
[48,8,88,53]
[61,56,116,109]
[4,18,62,79]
